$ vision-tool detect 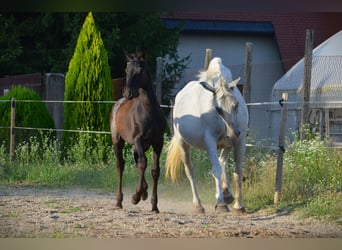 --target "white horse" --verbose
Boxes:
[165,57,249,214]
